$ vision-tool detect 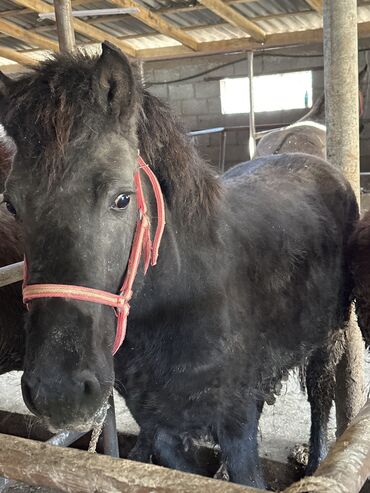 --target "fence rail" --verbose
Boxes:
[0,261,23,288]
